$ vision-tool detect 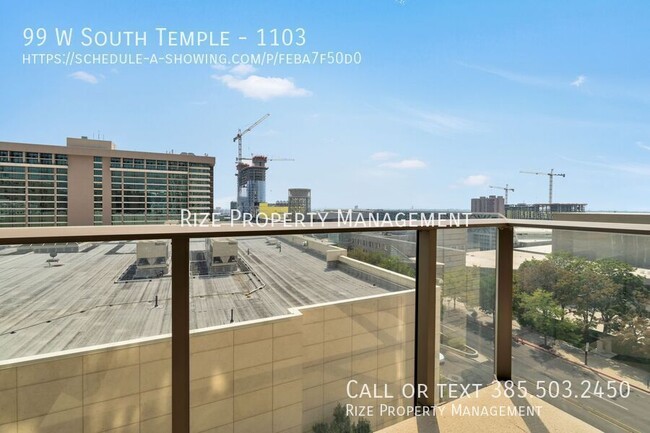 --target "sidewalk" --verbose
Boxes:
[516,328,649,393]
